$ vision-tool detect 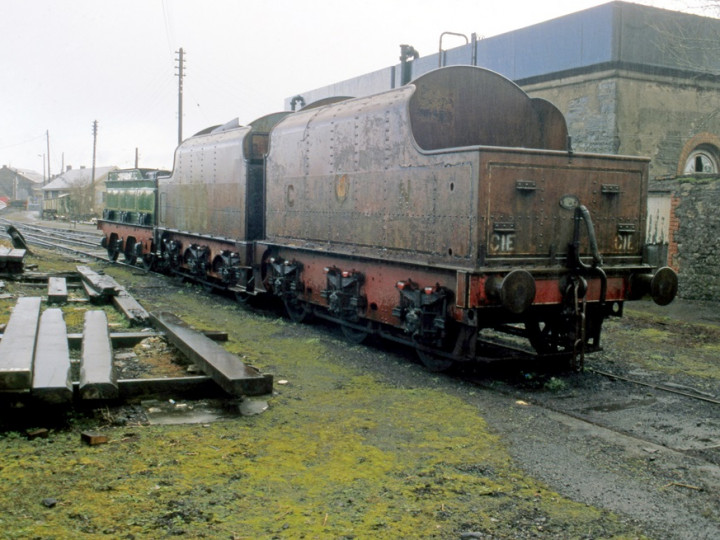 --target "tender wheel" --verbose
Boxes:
[123,241,137,265]
[340,321,371,344]
[283,297,310,323]
[201,278,217,293]
[141,253,155,271]
[107,238,120,262]
[416,347,454,372]
[235,291,250,304]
